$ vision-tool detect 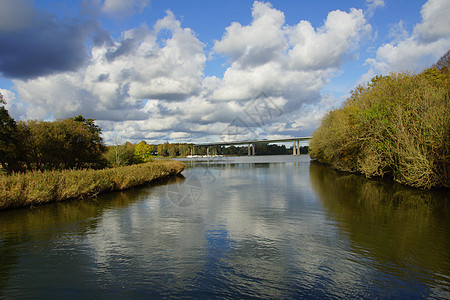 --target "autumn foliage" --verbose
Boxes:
[310,55,449,189]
